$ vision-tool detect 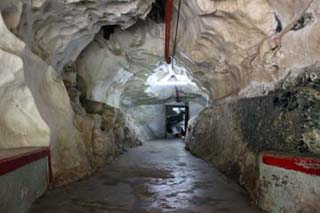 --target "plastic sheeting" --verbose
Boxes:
[145,60,203,100]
